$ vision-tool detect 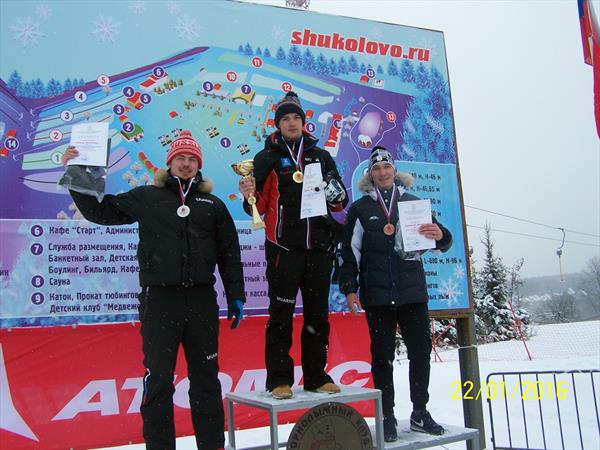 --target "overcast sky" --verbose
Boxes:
[242,0,600,279]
